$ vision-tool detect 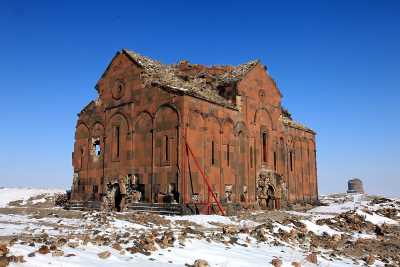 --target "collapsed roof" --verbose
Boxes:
[95,49,315,133]
[280,114,315,134]
[122,49,259,108]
